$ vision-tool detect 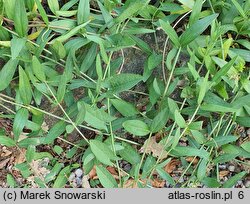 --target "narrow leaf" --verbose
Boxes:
[96,165,118,188]
[0,135,16,147]
[180,14,218,46]
[90,140,117,166]
[0,59,18,91]
[123,120,150,136]
[110,99,138,117]
[159,19,180,47]
[19,66,32,105]
[13,108,29,141]
[77,0,90,25]
[14,0,28,37]
[32,56,46,81]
